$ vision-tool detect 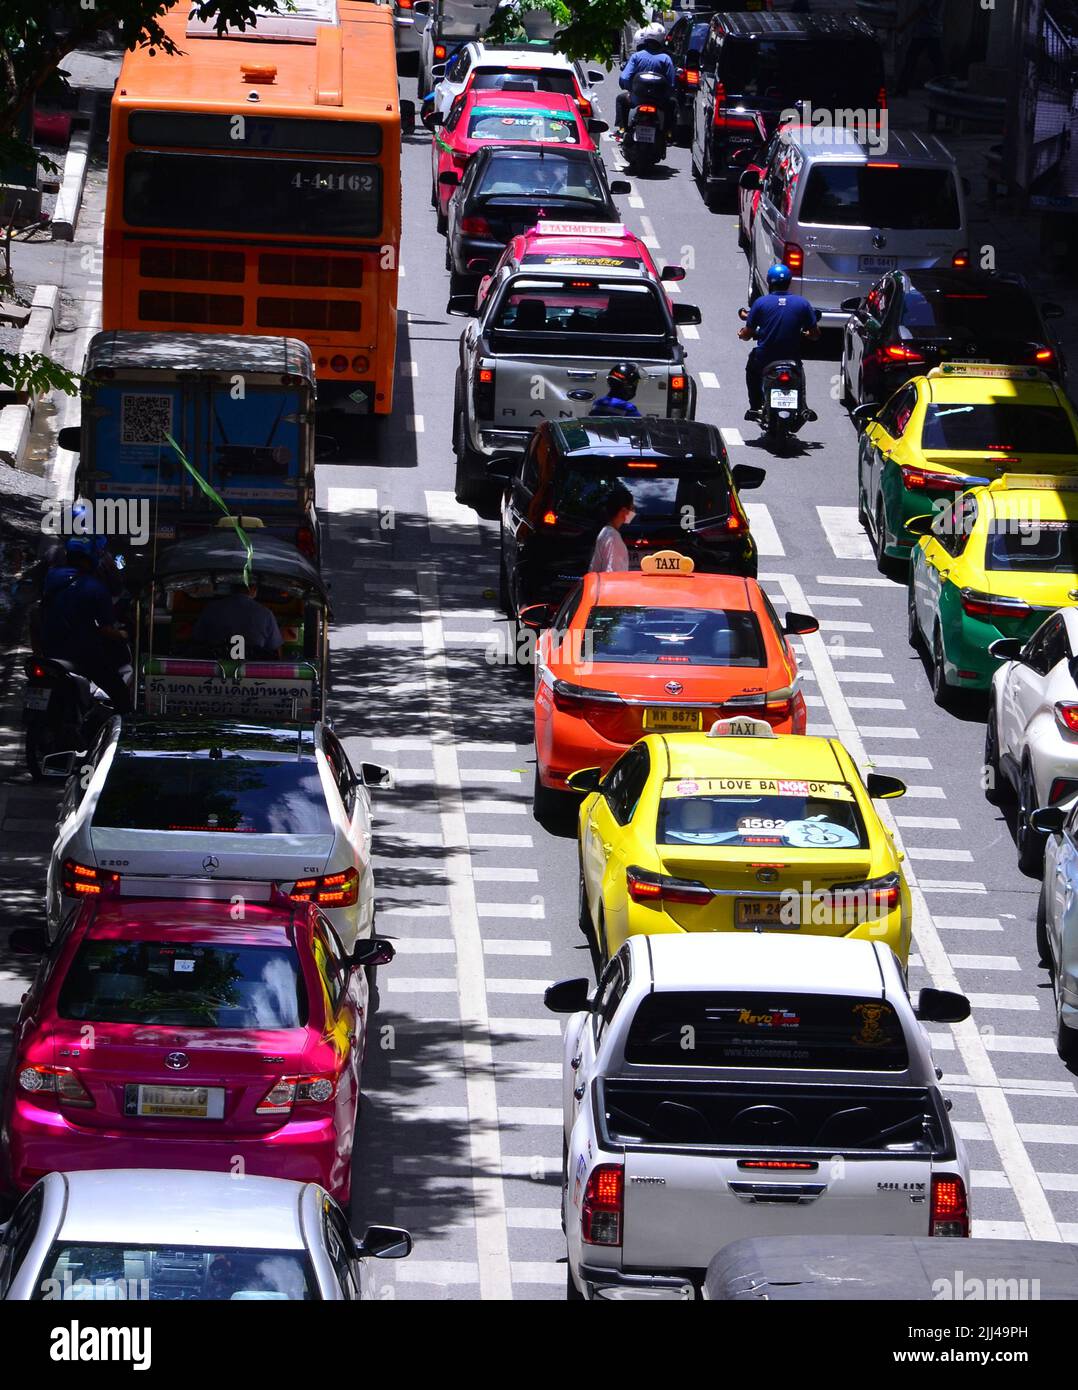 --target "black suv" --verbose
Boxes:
[493,418,765,619]
[690,12,885,209]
